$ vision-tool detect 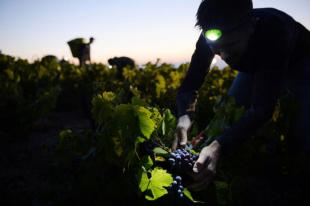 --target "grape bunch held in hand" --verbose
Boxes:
[166,148,198,199]
[168,148,198,173]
